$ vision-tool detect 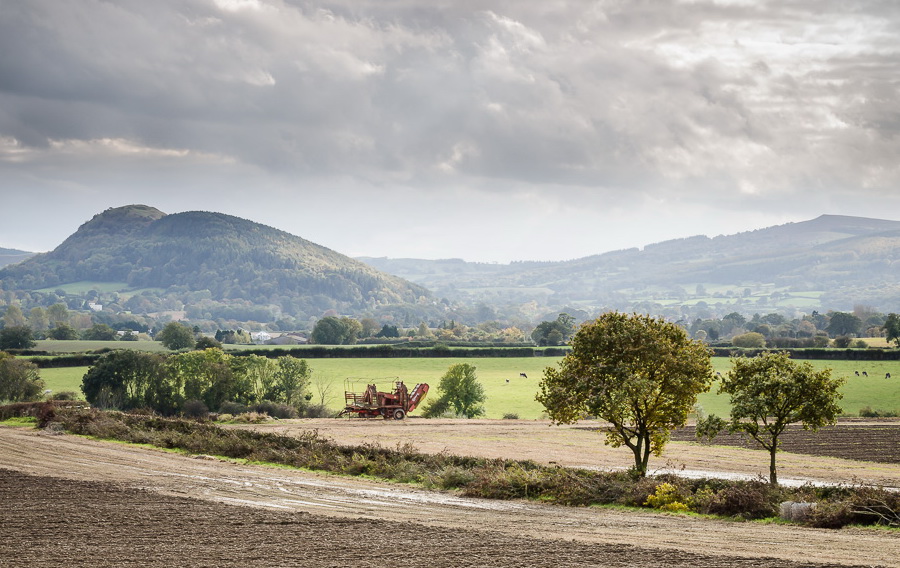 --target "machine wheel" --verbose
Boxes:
[392,408,406,420]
